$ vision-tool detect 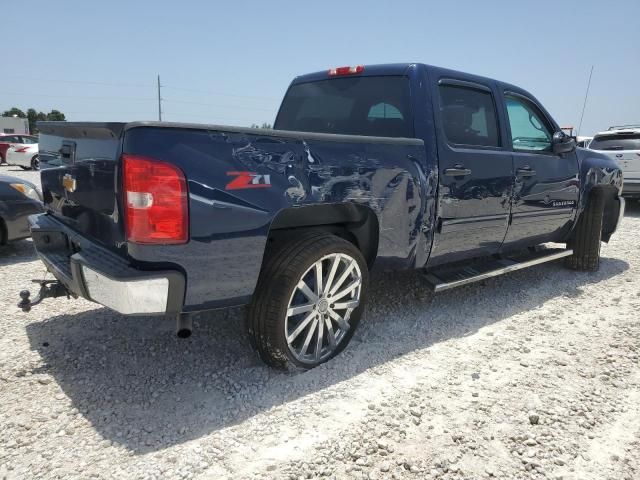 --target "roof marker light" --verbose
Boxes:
[328,65,365,76]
